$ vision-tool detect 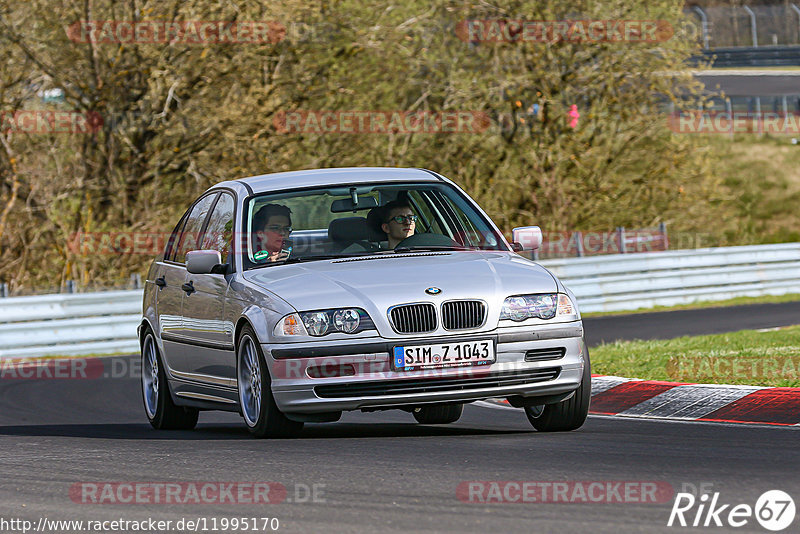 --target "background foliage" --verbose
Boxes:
[0,0,753,293]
